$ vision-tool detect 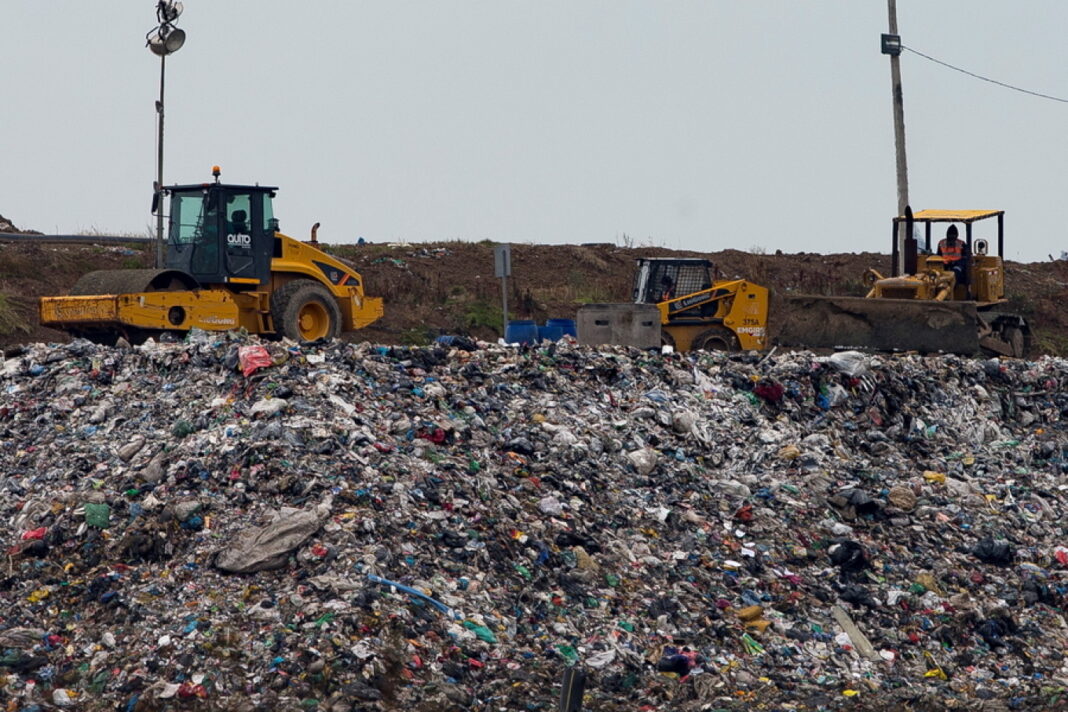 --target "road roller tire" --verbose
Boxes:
[270,281,341,342]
